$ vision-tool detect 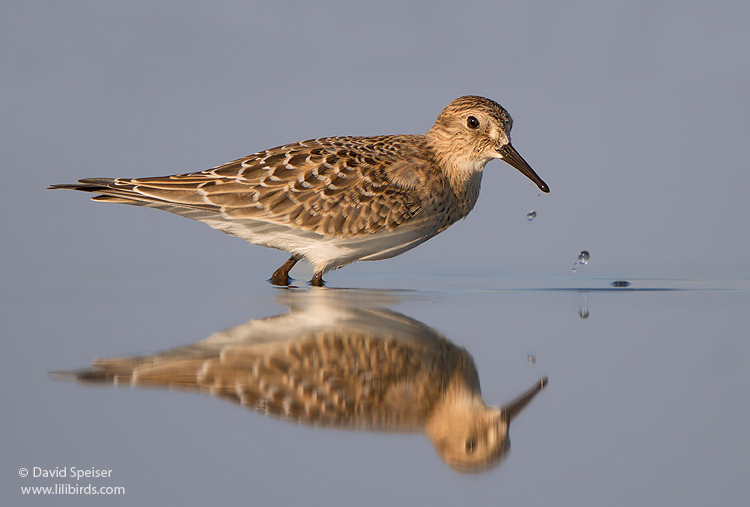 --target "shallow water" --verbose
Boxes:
[4,271,748,505]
